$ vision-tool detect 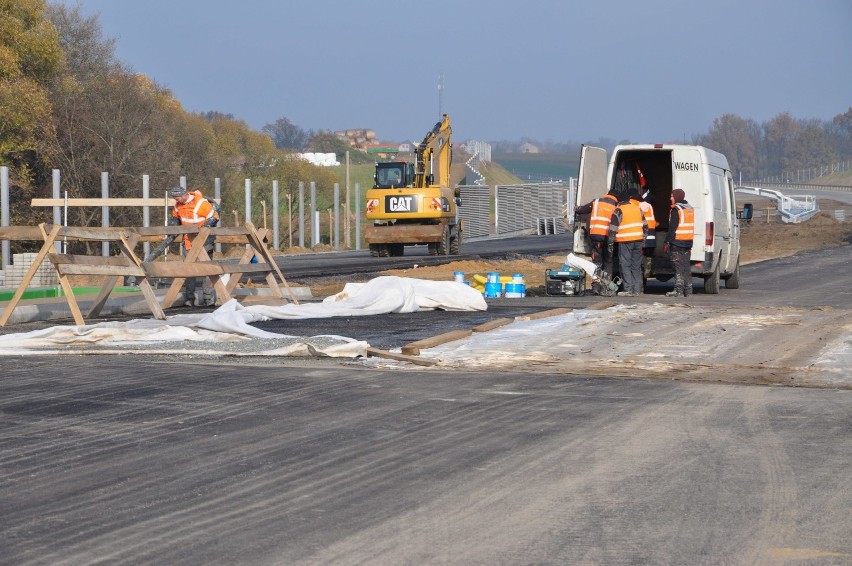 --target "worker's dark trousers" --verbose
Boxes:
[183,240,215,305]
[590,239,614,277]
[618,240,644,294]
[670,246,692,296]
